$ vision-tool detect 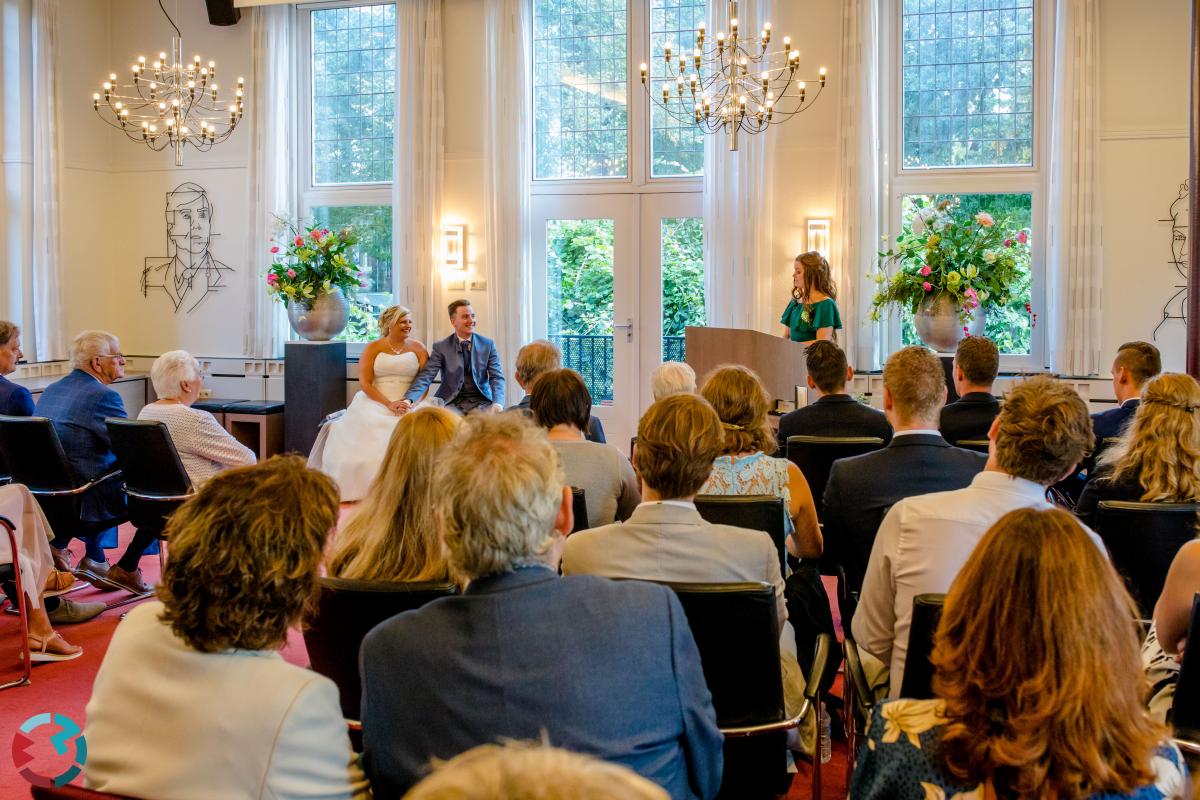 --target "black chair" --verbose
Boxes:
[898,593,946,700]
[954,438,990,454]
[105,419,195,571]
[1172,595,1200,763]
[570,487,588,533]
[0,514,31,690]
[660,580,833,800]
[842,635,876,782]
[303,577,458,728]
[694,495,786,575]
[1095,500,1199,618]
[785,435,885,519]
